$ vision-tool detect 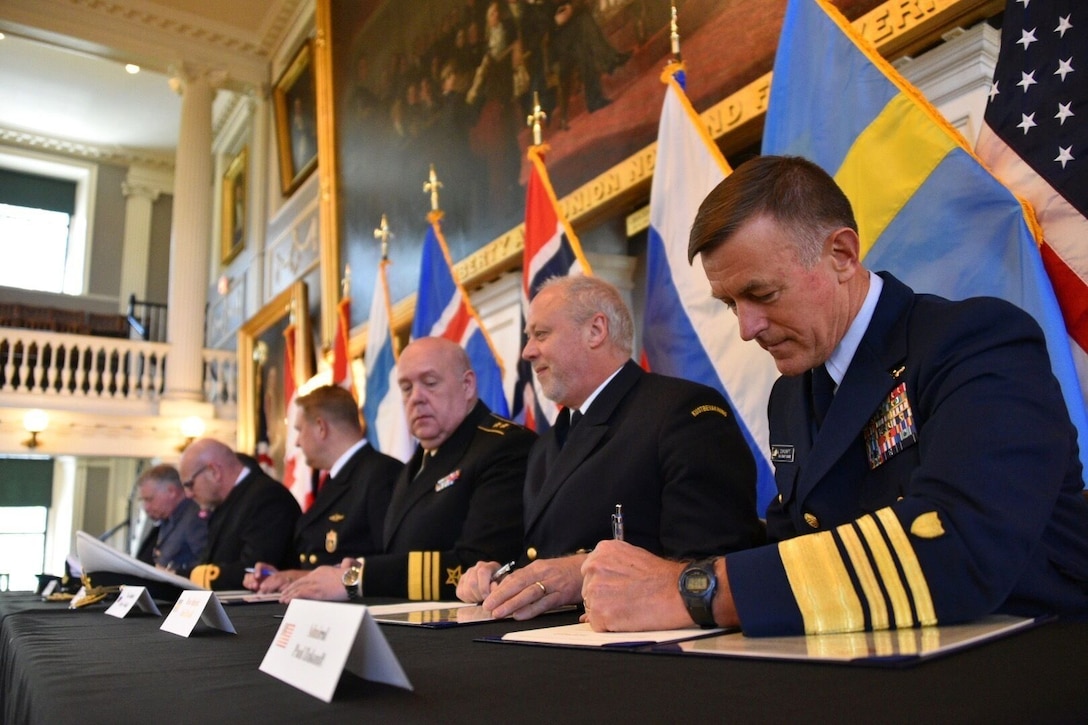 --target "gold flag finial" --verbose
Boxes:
[670,3,681,61]
[341,264,351,300]
[374,214,393,261]
[288,297,297,325]
[424,164,443,212]
[527,91,547,147]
